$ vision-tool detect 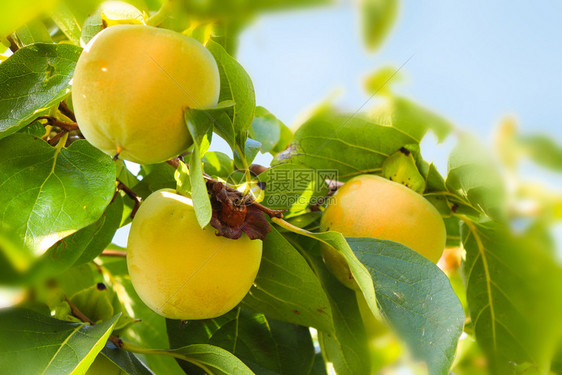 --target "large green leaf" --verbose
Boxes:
[347,237,464,374]
[0,201,118,285]
[272,108,417,181]
[446,136,507,221]
[242,227,333,332]
[0,43,81,138]
[167,307,315,375]
[0,135,116,253]
[461,221,562,374]
[0,308,120,374]
[207,40,255,148]
[251,106,283,153]
[286,235,370,375]
[276,219,464,374]
[361,0,399,50]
